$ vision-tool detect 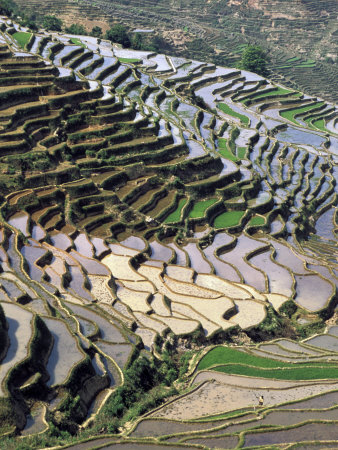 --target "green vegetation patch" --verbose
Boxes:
[193,408,250,422]
[234,43,249,54]
[199,346,270,370]
[198,347,338,380]
[0,398,16,434]
[189,198,218,218]
[297,60,316,67]
[90,353,179,434]
[239,45,268,76]
[164,198,187,223]
[70,38,86,48]
[248,215,265,226]
[310,118,327,133]
[218,103,249,126]
[13,31,32,48]
[286,56,301,63]
[280,102,324,125]
[243,87,296,103]
[276,58,316,69]
[219,147,238,161]
[213,364,338,380]
[213,210,244,228]
[118,57,141,64]
[218,138,238,162]
[237,147,247,159]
